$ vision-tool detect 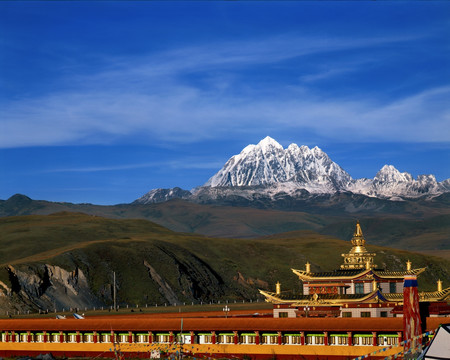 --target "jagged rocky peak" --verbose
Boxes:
[205,136,351,189]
